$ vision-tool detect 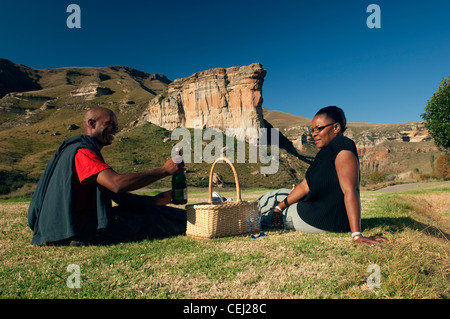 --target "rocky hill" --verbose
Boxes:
[0,58,444,196]
[139,63,266,133]
[0,58,170,126]
[263,108,440,183]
